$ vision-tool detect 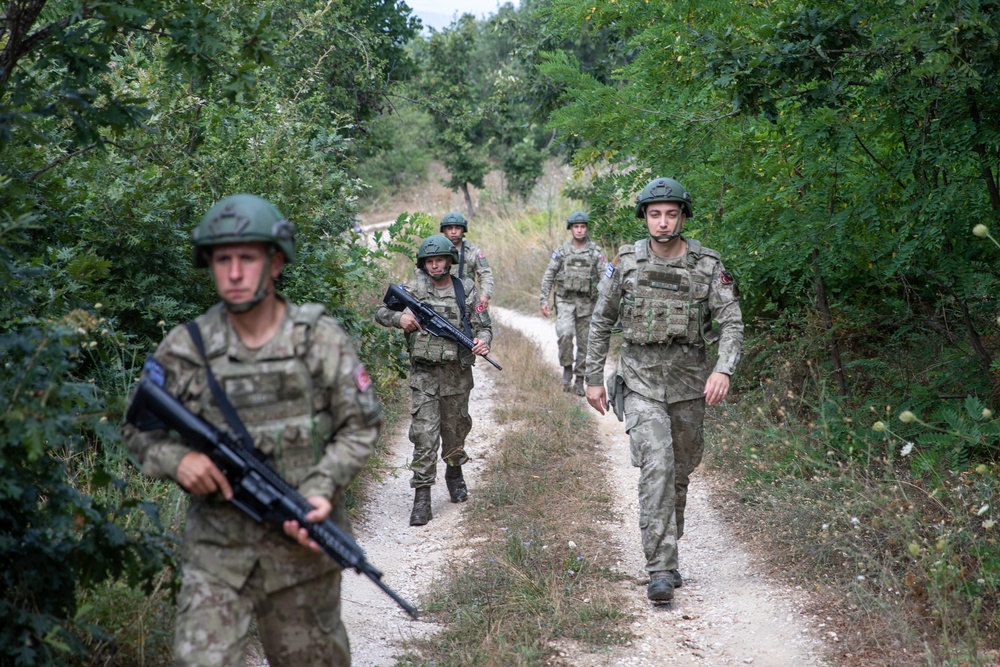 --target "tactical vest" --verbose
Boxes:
[619,239,714,346]
[195,303,331,488]
[406,279,467,364]
[560,244,598,294]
